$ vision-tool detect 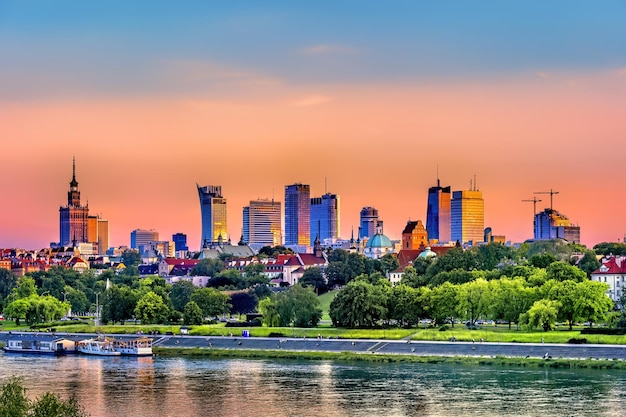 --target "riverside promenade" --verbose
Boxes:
[3,331,626,360]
